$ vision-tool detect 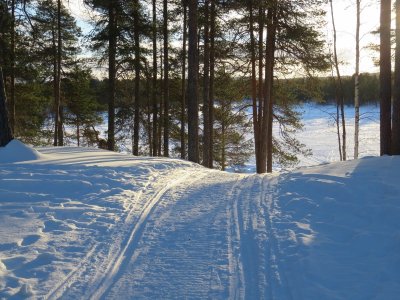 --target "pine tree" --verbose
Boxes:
[31,0,81,146]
